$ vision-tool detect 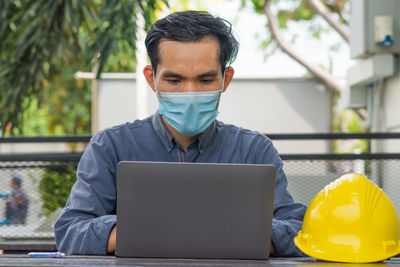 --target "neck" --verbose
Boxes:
[161,116,197,151]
